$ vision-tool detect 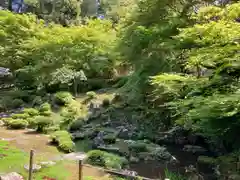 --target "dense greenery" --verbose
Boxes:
[151,2,240,150]
[86,150,128,170]
[0,0,240,179]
